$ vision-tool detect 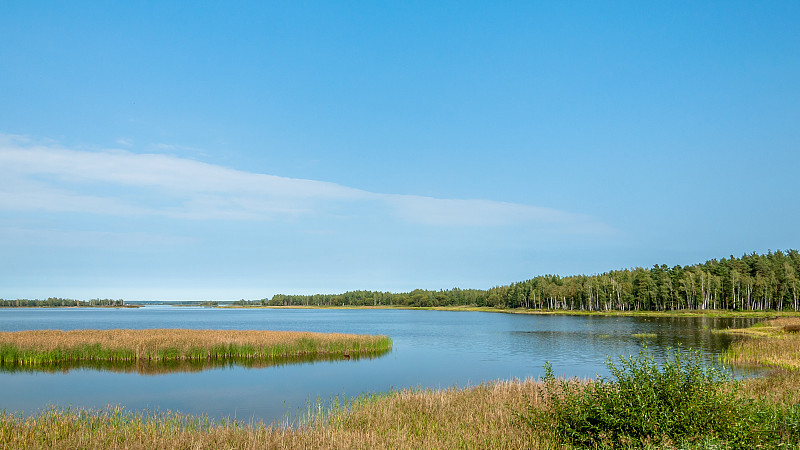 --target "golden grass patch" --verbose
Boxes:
[0,379,556,450]
[722,317,800,370]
